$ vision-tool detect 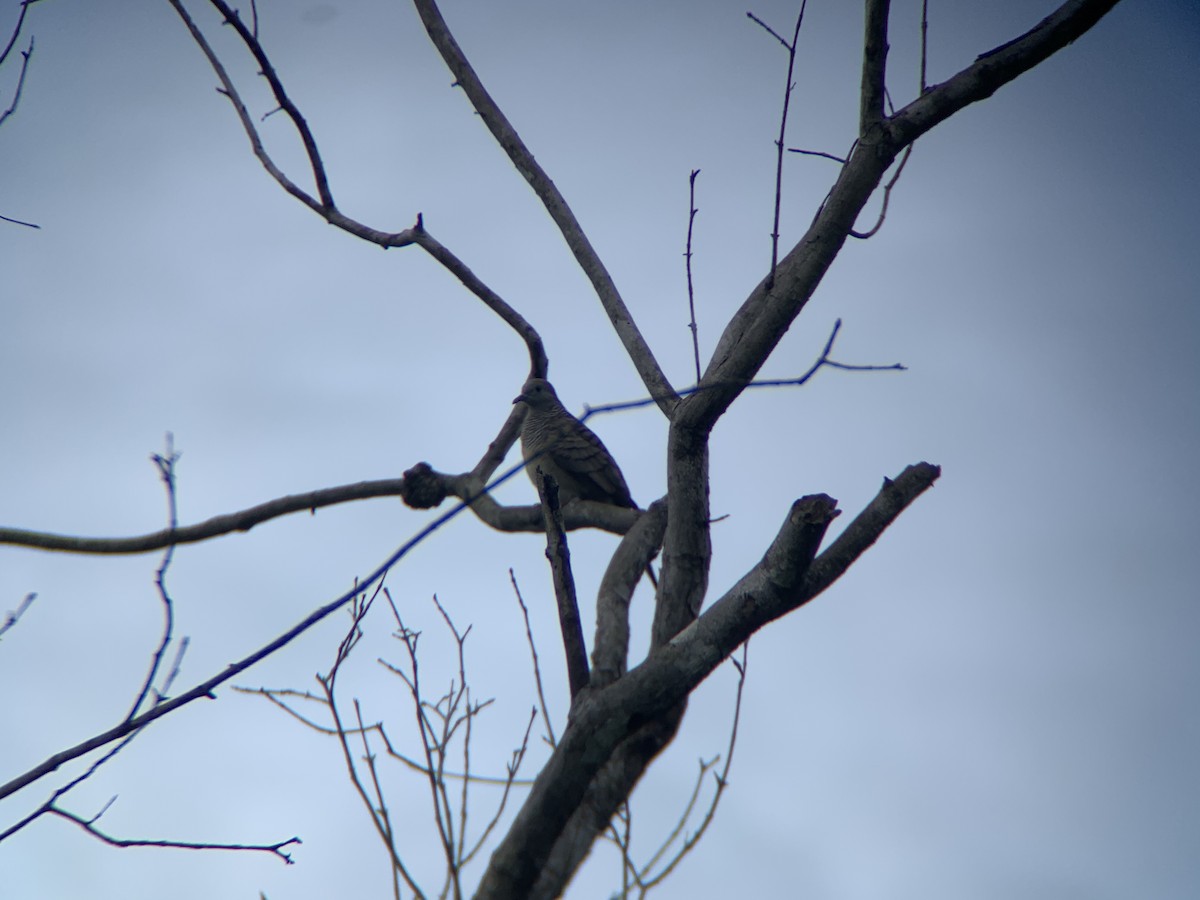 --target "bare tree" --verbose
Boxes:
[0,1,1124,897]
